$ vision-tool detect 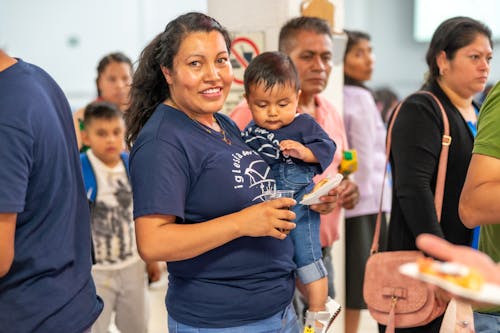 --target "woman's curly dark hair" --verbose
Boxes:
[125,12,231,148]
